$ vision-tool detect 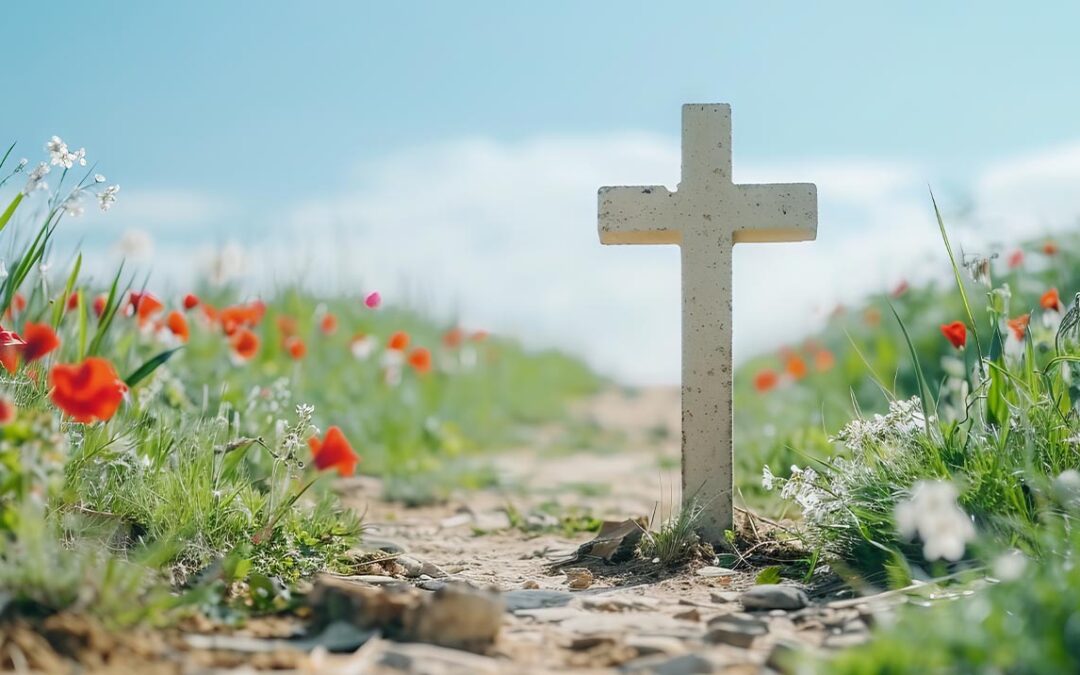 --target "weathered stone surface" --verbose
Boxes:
[406,582,503,653]
[598,103,818,541]
[398,555,425,578]
[377,641,501,674]
[503,589,574,612]
[704,614,768,648]
[740,584,810,611]
[620,651,740,674]
[625,634,686,657]
[695,566,736,578]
